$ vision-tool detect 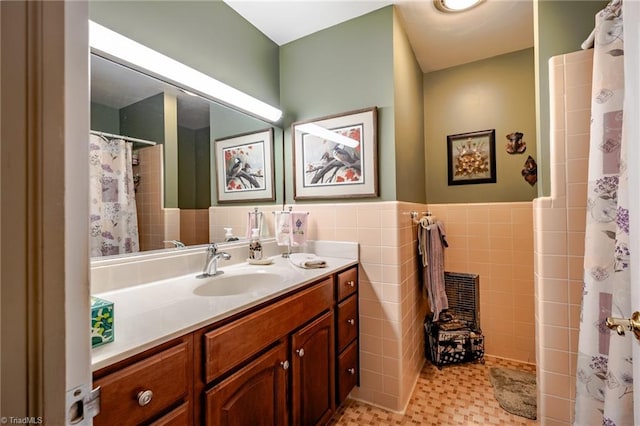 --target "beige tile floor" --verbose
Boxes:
[329,356,538,425]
